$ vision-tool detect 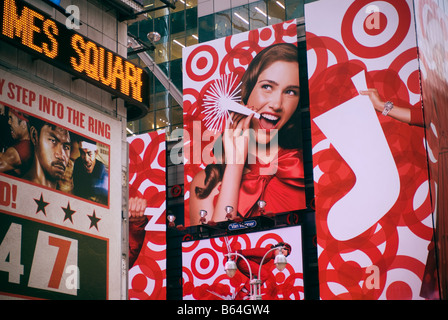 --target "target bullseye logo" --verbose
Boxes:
[341,0,411,58]
[191,248,219,280]
[186,45,219,81]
